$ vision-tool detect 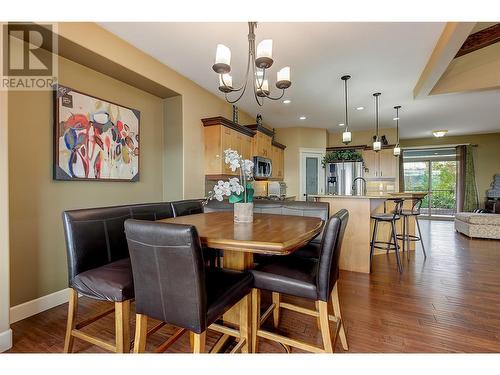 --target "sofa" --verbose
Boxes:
[455,212,500,240]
